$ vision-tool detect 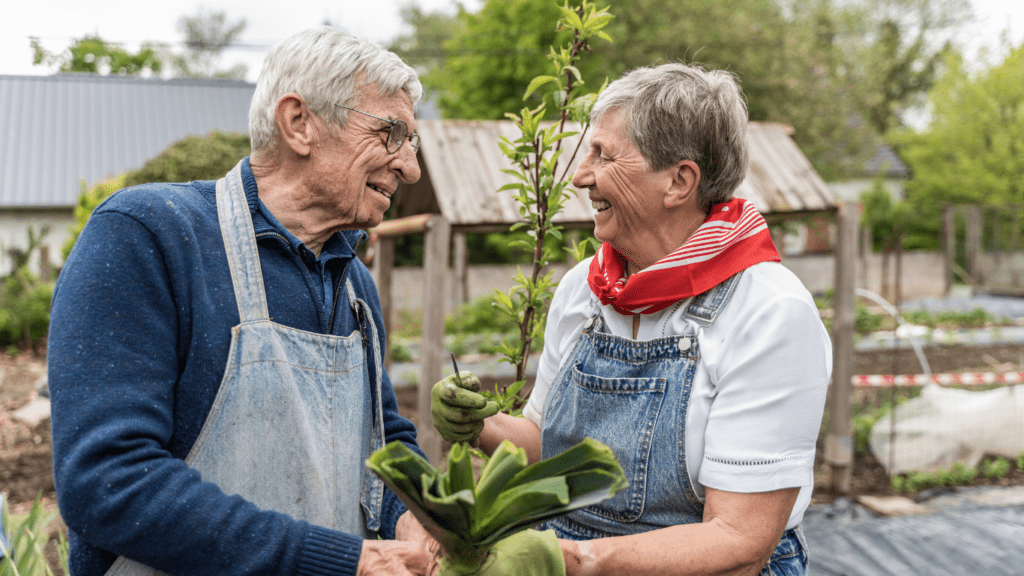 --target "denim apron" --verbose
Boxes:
[104,161,386,576]
[539,273,809,576]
